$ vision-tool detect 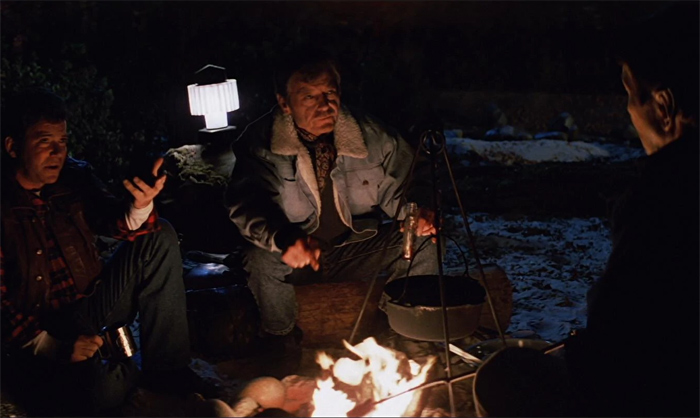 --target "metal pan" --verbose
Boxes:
[383,275,486,341]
